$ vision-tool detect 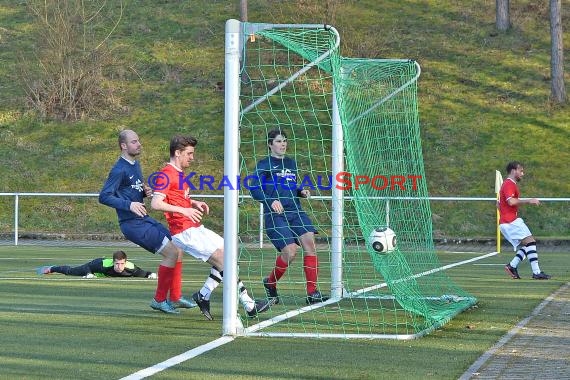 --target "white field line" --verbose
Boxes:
[119,251,498,378]
[119,336,235,380]
[346,251,497,297]
[459,282,570,380]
